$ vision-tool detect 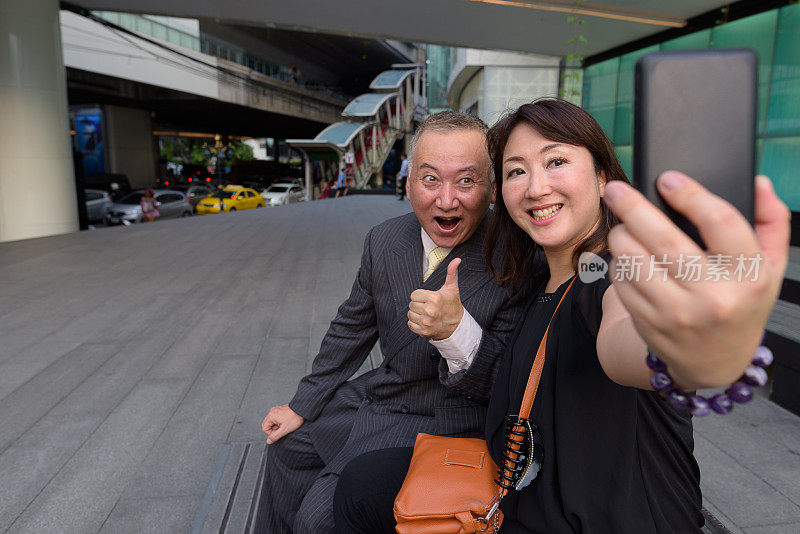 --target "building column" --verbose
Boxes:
[0,0,77,242]
[298,150,312,201]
